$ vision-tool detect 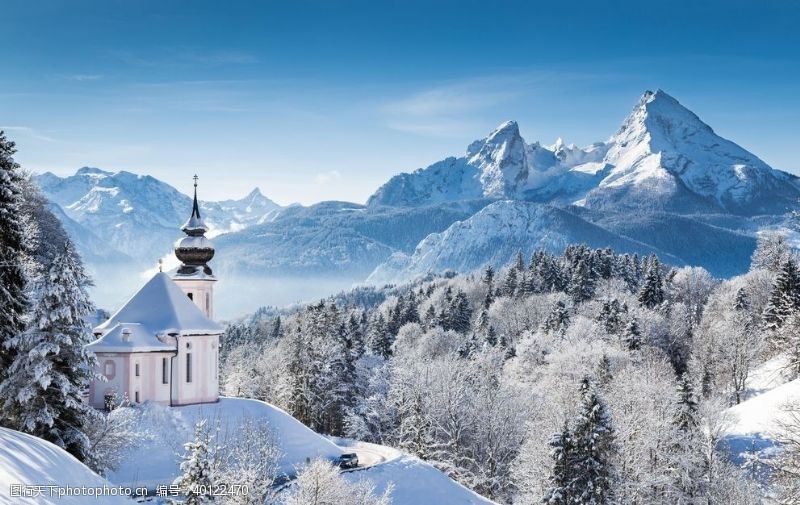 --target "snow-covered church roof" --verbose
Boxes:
[93,272,224,338]
[86,323,175,353]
